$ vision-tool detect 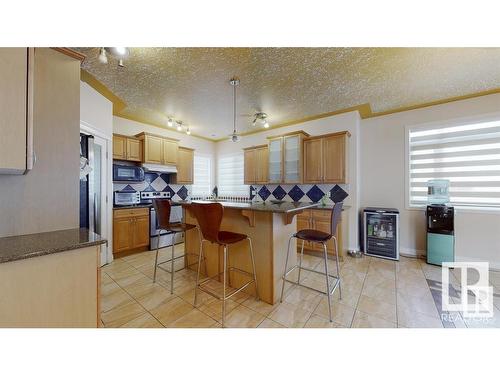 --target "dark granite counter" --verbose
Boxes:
[179,200,320,213]
[0,228,107,264]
